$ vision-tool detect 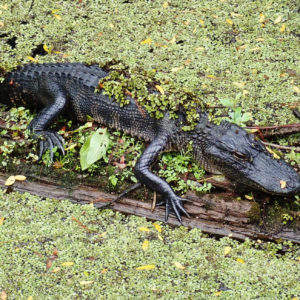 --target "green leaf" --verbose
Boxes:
[219,98,234,107]
[240,112,252,123]
[80,128,110,170]
[109,175,118,186]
